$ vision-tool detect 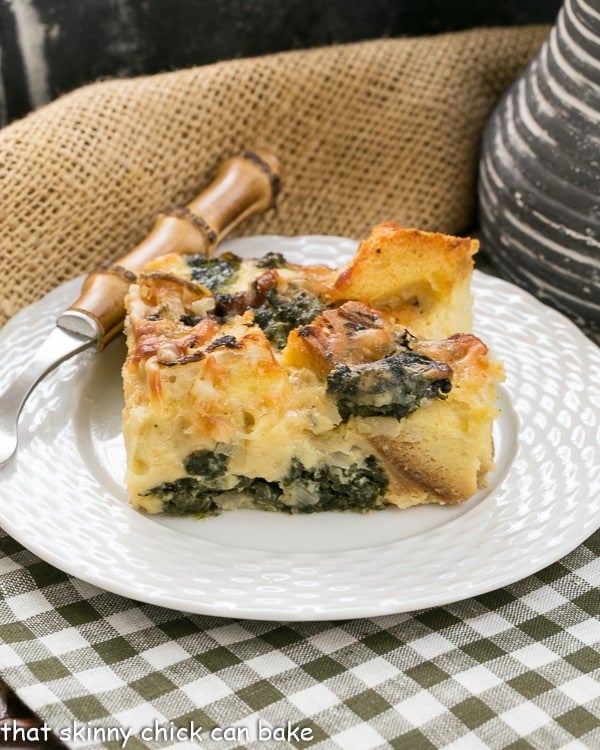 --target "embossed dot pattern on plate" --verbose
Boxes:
[0,235,598,620]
